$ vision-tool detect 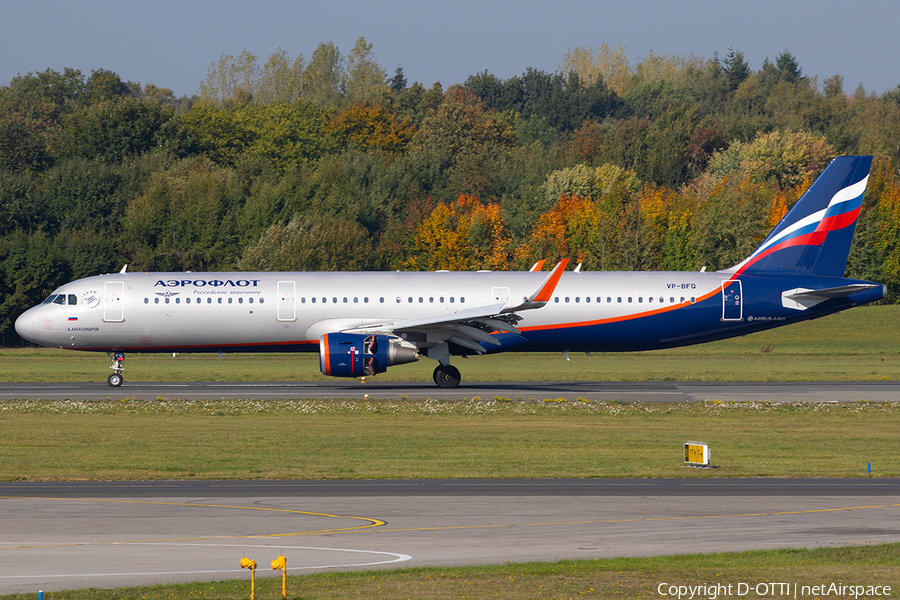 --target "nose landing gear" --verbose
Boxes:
[107,351,125,387]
